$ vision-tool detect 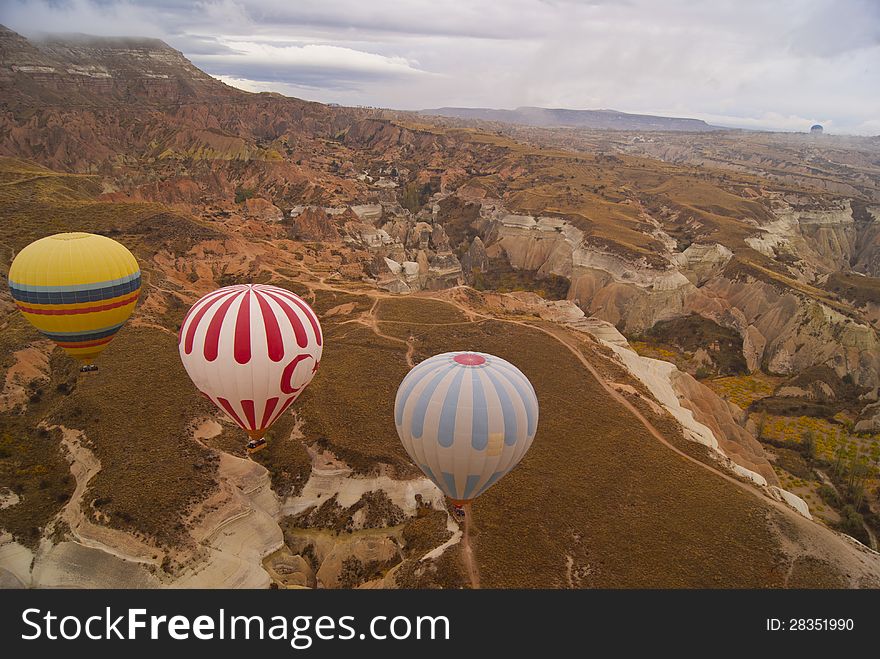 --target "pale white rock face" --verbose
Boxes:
[31,542,162,588]
[12,65,57,73]
[174,451,283,589]
[0,532,33,588]
[3,419,288,589]
[283,466,445,519]
[855,401,880,433]
[381,279,412,294]
[536,216,566,231]
[383,257,403,276]
[501,214,538,229]
[316,535,399,588]
[402,261,421,278]
[608,345,720,452]
[745,201,857,277]
[280,447,459,587]
[0,488,20,510]
[673,243,733,284]
[769,487,813,520]
[357,227,393,248]
[350,204,383,224]
[578,335,812,517]
[742,325,767,373]
[566,317,629,347]
[66,66,113,78]
[573,250,691,291]
[485,198,880,399]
